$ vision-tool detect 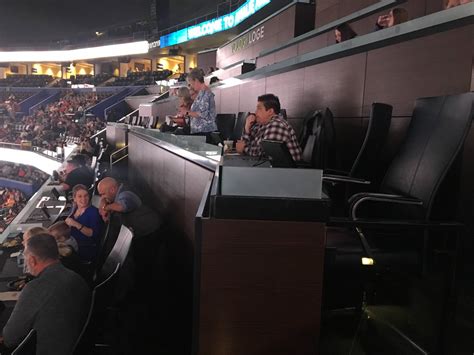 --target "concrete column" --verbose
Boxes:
[151,58,158,71]
[94,63,102,75]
